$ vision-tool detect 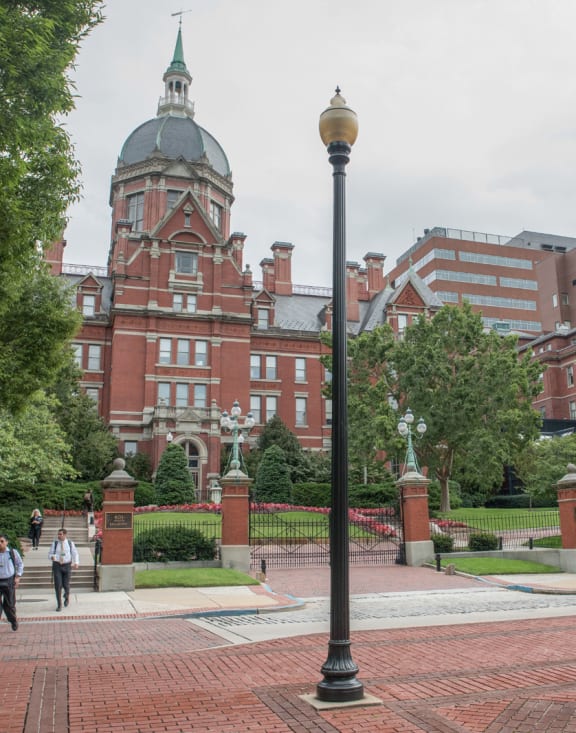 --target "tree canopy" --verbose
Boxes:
[392,303,543,510]
[515,434,576,505]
